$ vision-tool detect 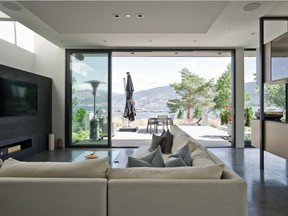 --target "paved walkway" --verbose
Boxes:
[112,125,231,148]
[178,125,231,147]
